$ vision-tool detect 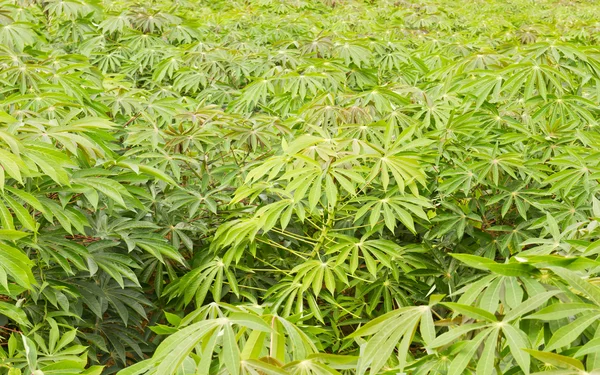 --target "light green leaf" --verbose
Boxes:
[442,302,497,322]
[545,312,600,351]
[502,323,530,374]
[523,349,584,371]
